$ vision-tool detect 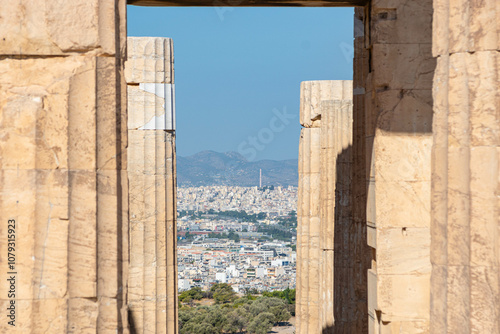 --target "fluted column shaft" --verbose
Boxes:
[297,127,320,334]
[430,1,500,332]
[297,80,353,333]
[0,1,128,333]
[125,37,178,334]
[297,81,322,334]
[319,83,353,333]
